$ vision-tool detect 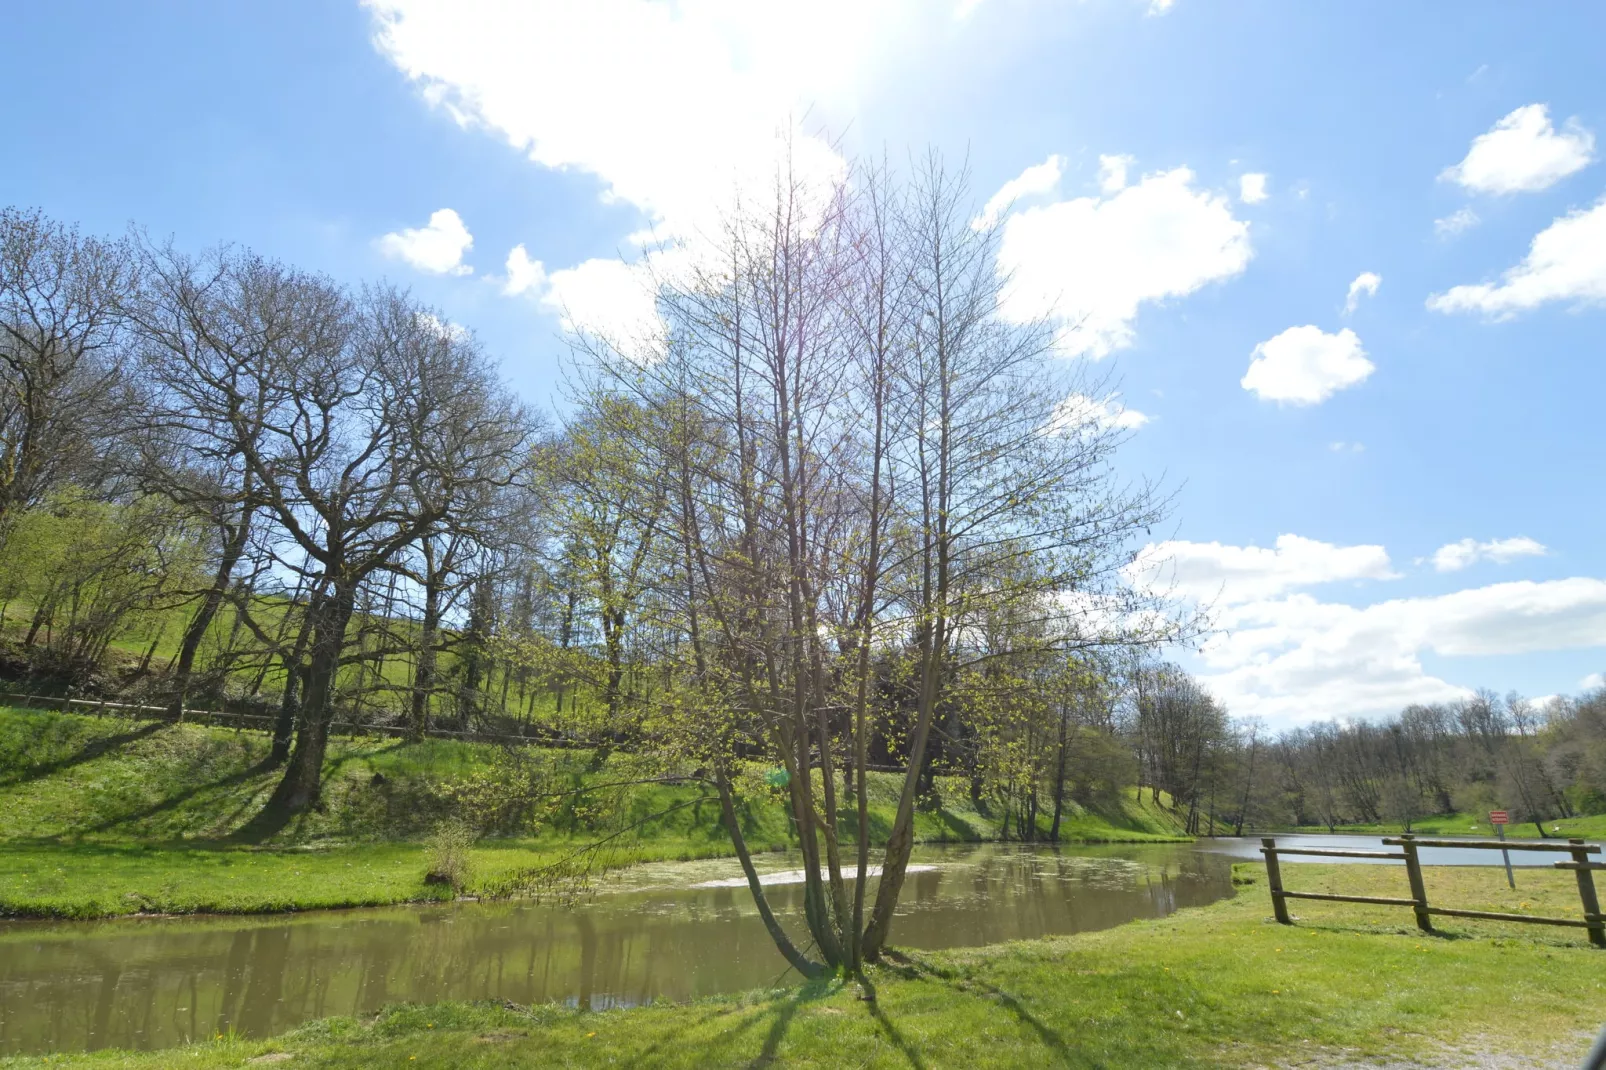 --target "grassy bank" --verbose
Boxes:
[0,706,1187,918]
[1281,810,1606,841]
[6,863,1601,1069]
